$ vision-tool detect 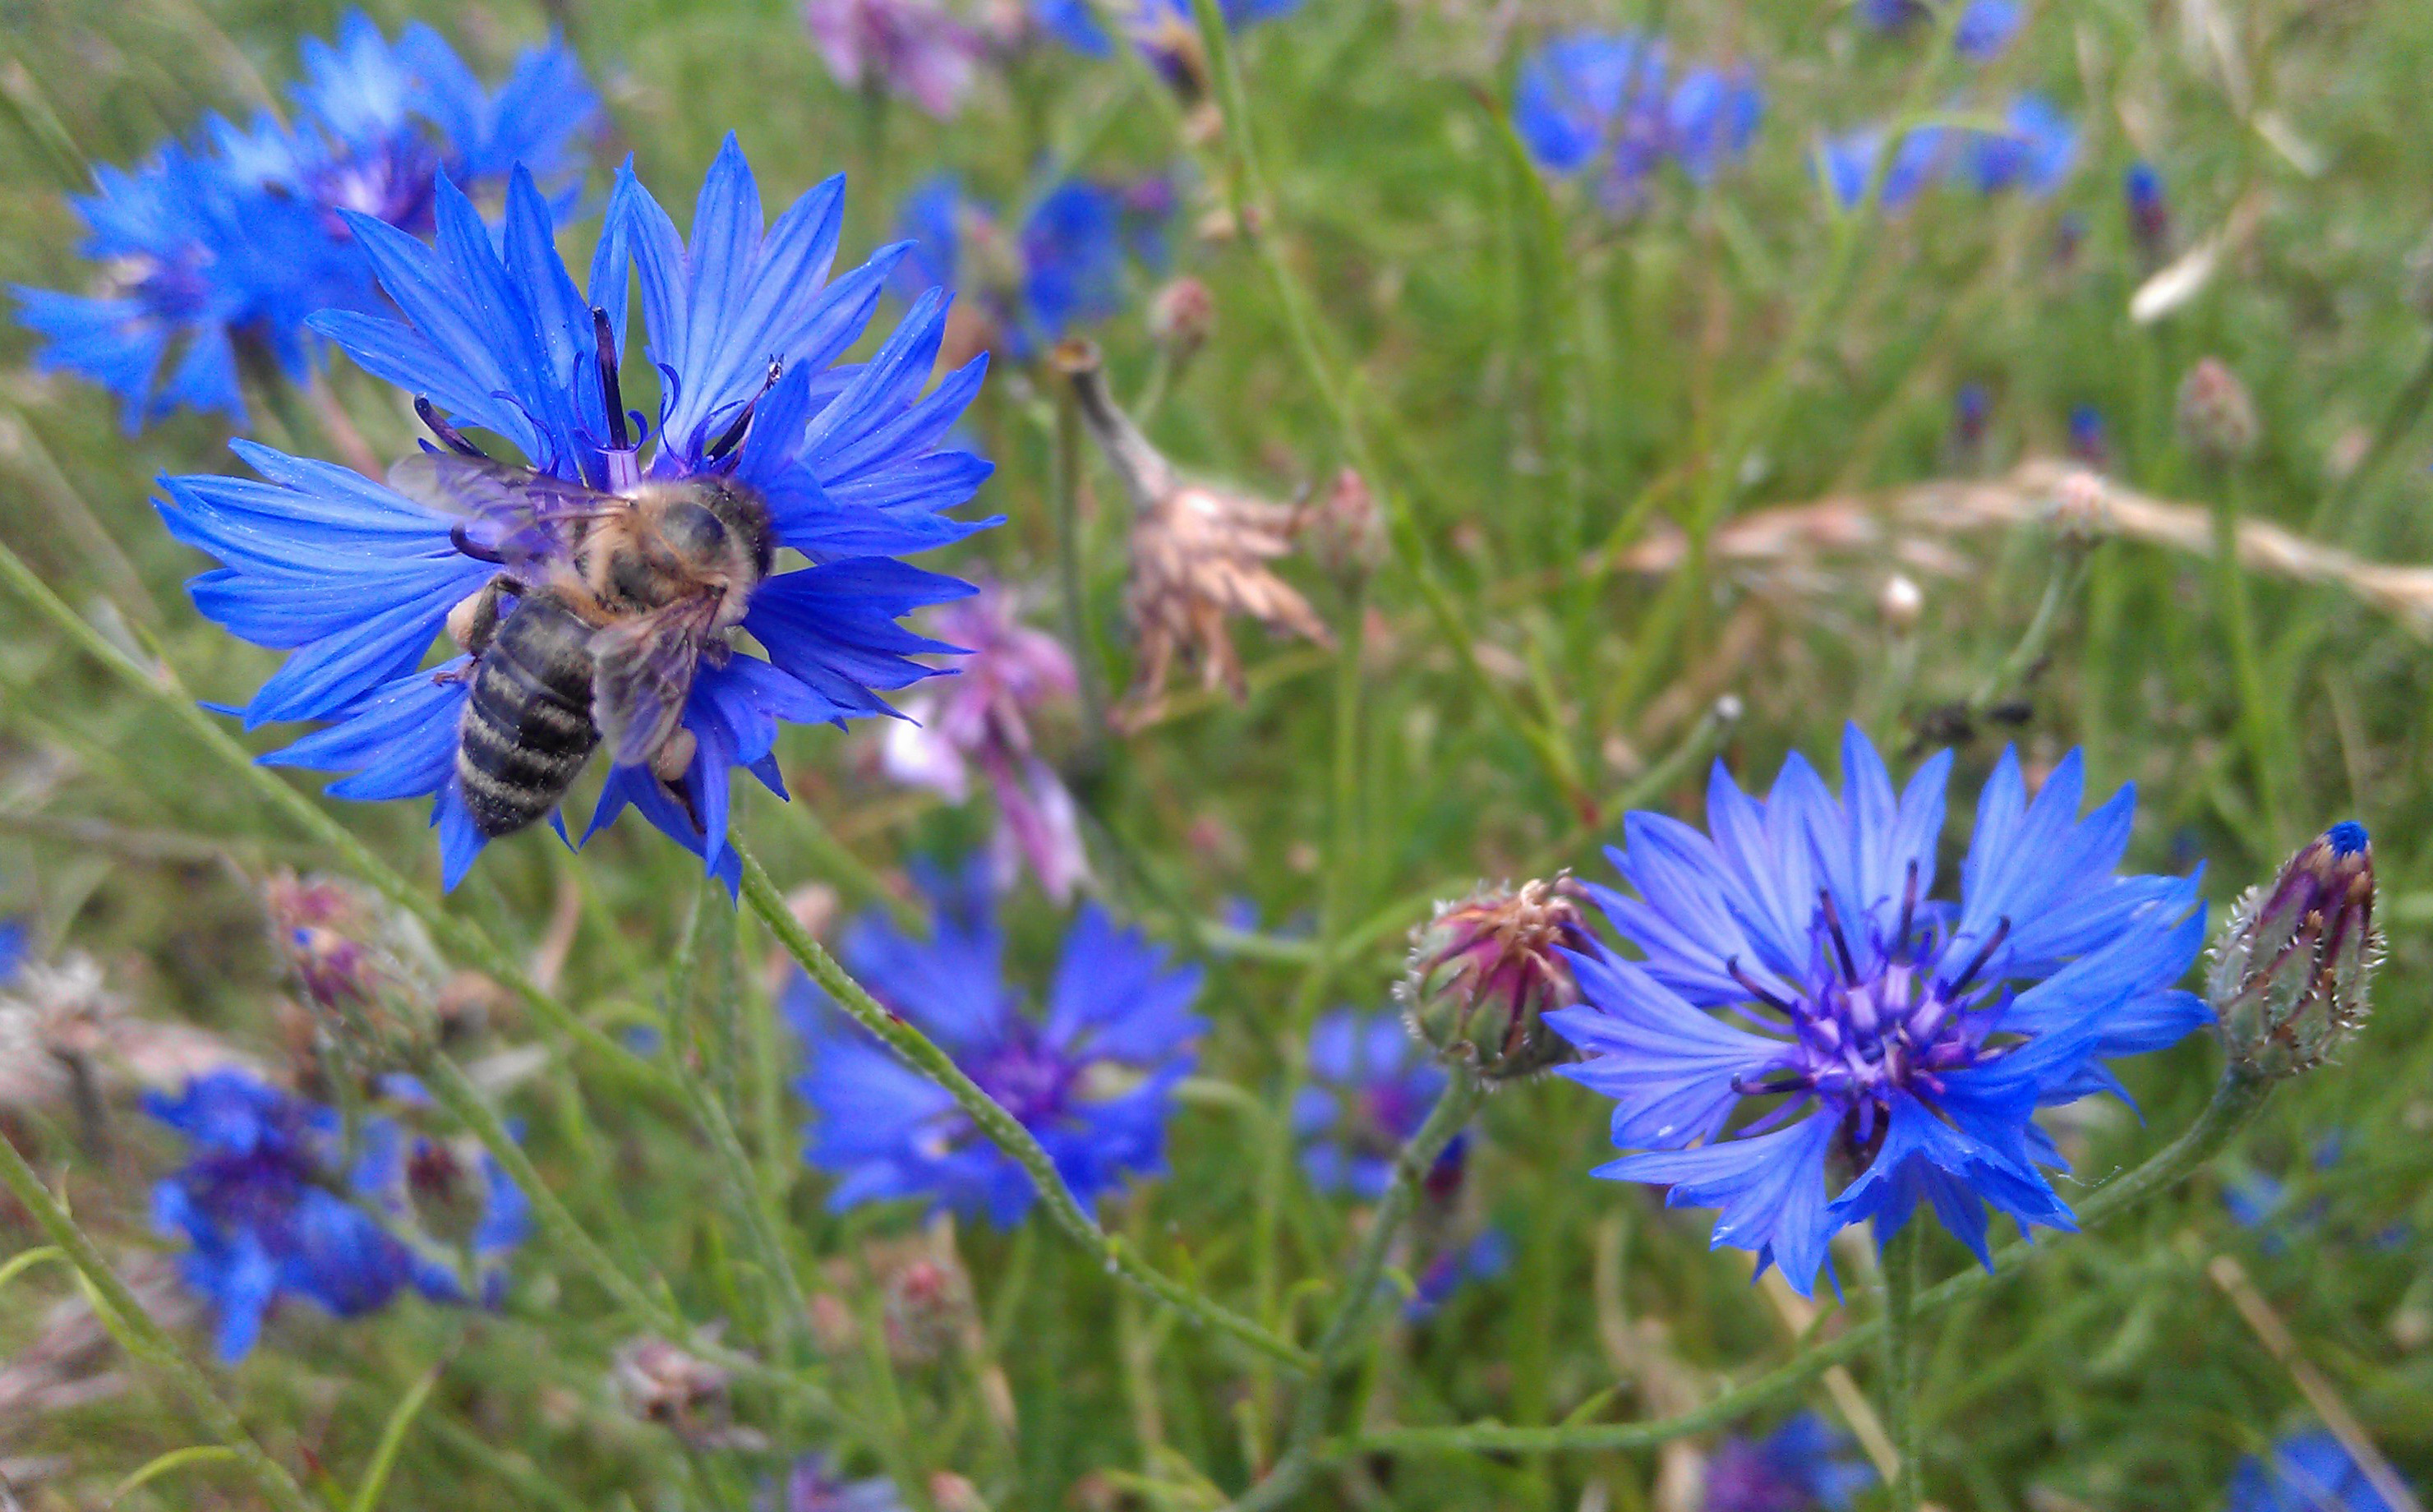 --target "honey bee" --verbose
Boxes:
[390,449,776,839]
